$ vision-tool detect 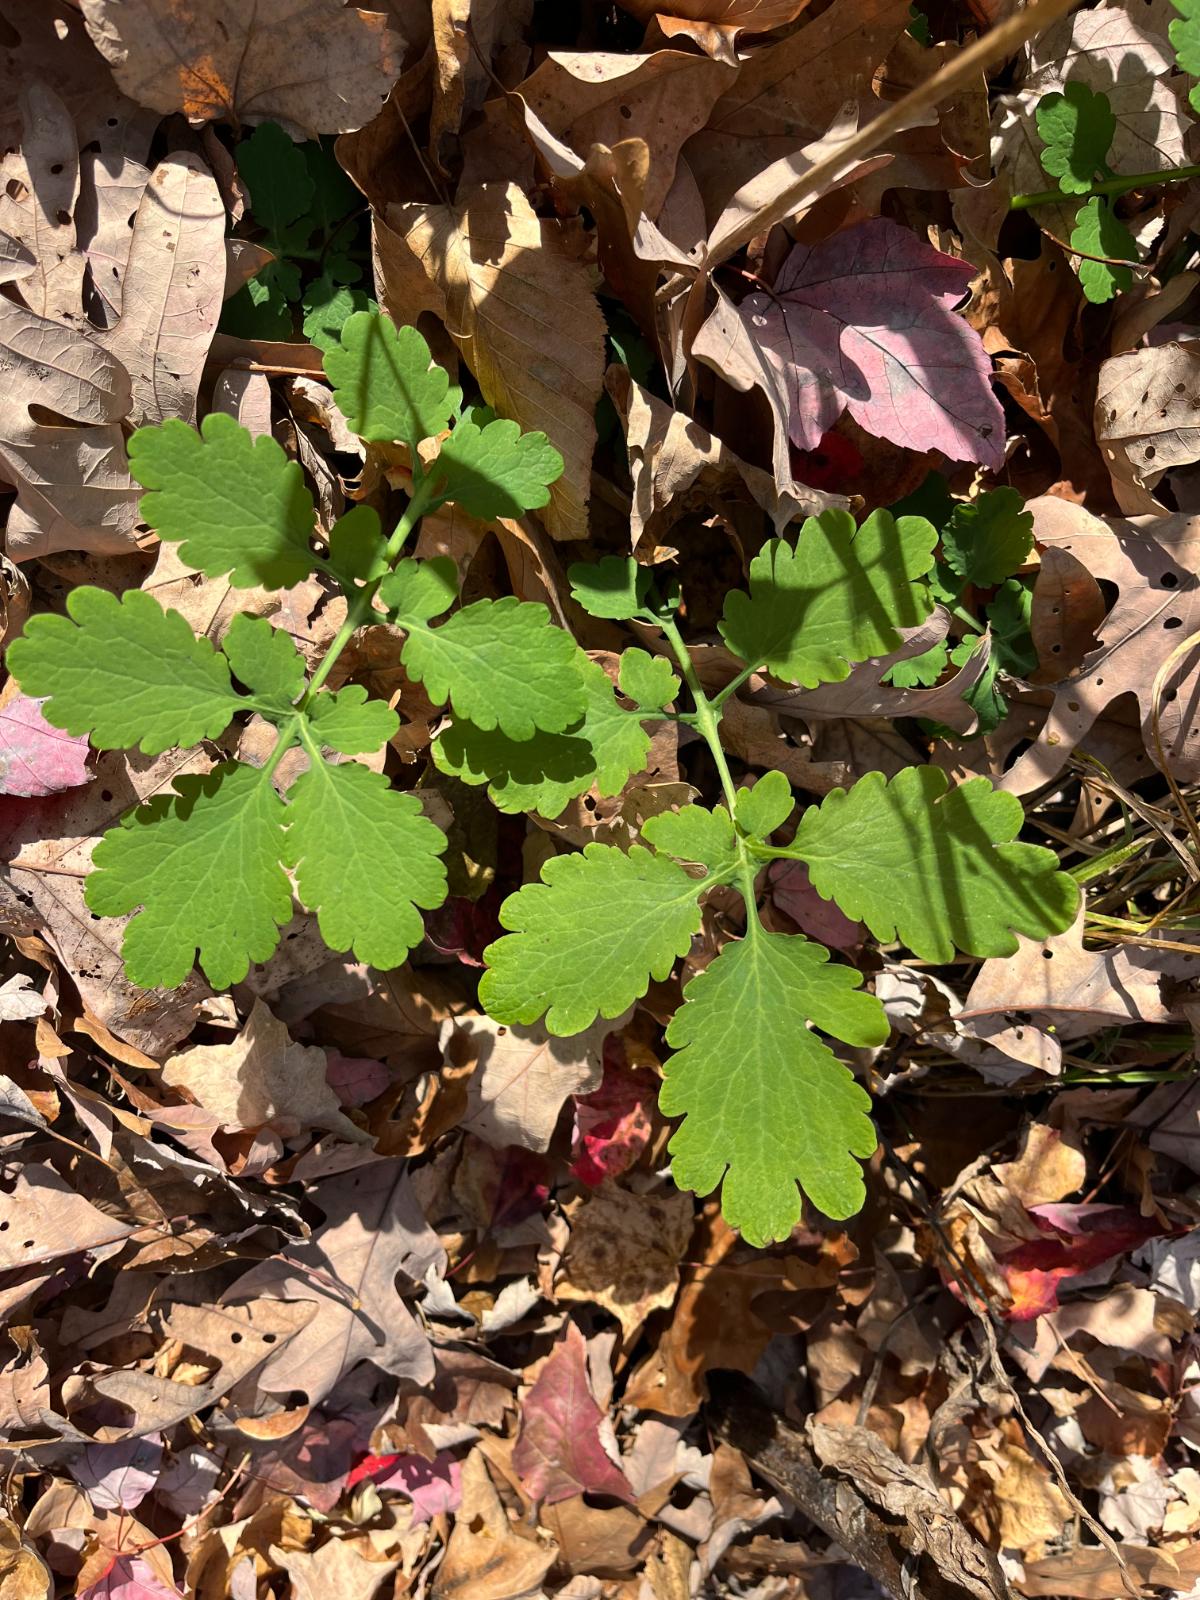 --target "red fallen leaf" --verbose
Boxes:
[570,1050,656,1187]
[998,1204,1165,1322]
[0,689,91,797]
[514,1323,634,1506]
[789,429,863,493]
[733,217,1005,467]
